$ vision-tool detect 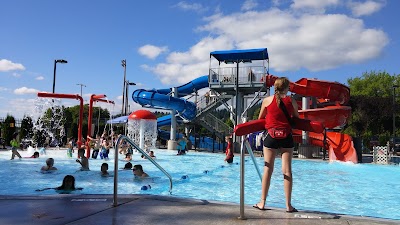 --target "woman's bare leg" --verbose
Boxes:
[255,146,276,208]
[281,147,294,211]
